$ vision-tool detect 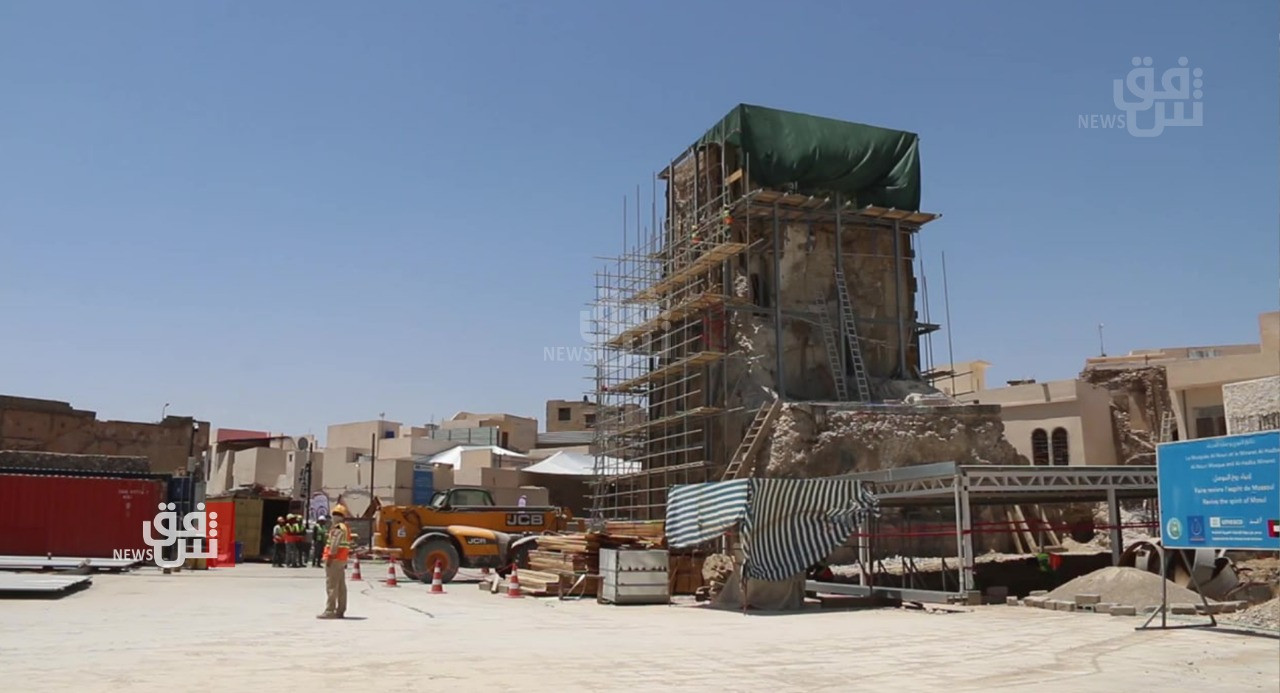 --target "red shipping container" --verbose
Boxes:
[0,473,165,558]
[205,500,236,567]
